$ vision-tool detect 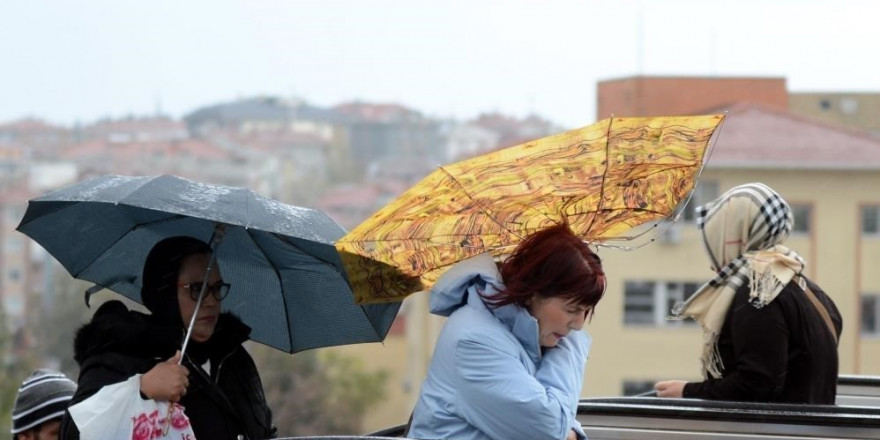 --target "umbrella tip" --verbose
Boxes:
[84,284,105,308]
